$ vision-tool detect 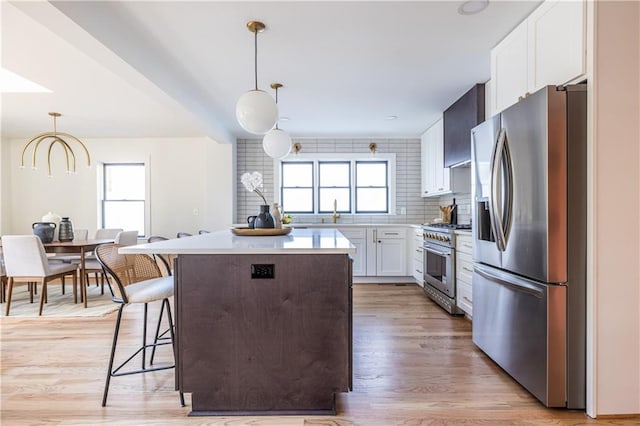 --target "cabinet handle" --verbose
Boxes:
[438,187,444,191]
[384,232,399,236]
[415,248,422,253]
[518,92,531,101]
[372,229,377,244]
[416,269,423,274]
[463,296,472,303]
[463,266,473,273]
[463,243,472,249]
